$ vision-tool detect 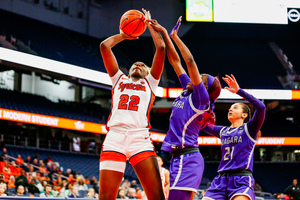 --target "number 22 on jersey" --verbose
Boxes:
[118,94,140,111]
